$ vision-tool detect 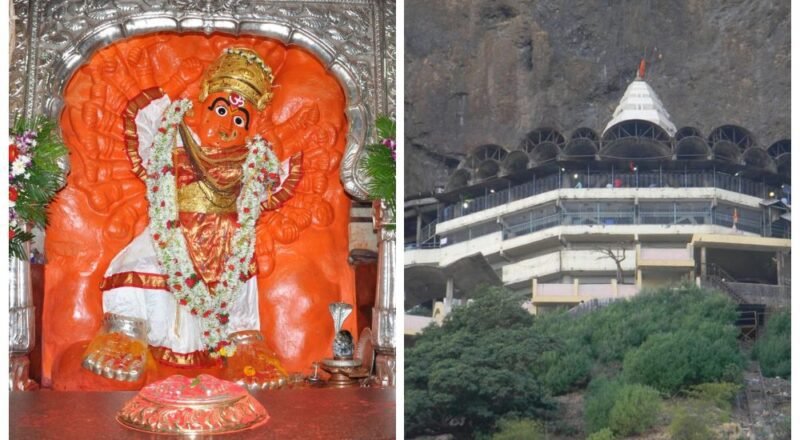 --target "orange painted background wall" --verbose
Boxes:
[43,33,355,388]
